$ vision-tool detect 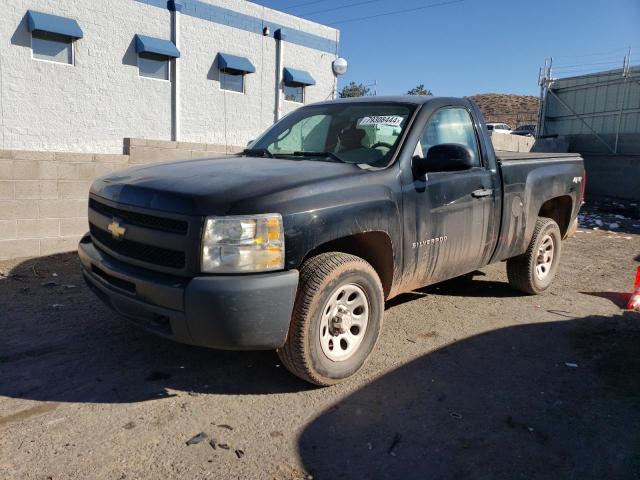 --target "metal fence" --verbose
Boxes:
[538,55,640,155]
